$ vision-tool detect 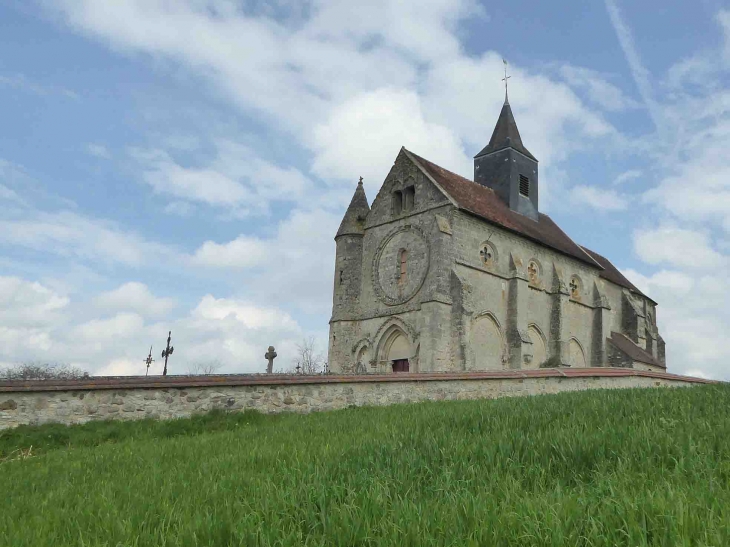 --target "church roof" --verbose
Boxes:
[404,148,600,268]
[474,102,537,161]
[579,246,654,303]
[336,178,370,237]
[608,332,664,368]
